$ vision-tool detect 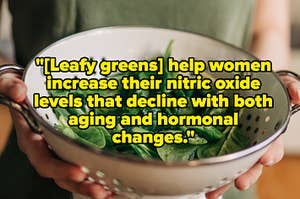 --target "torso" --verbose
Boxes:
[9,0,255,65]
